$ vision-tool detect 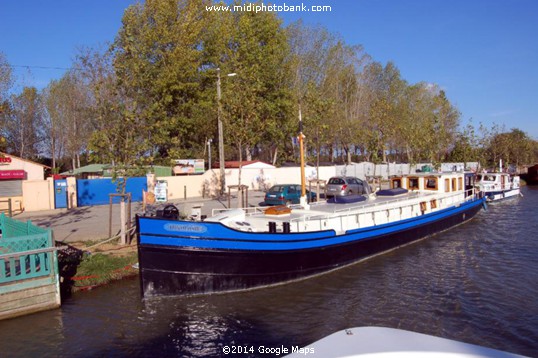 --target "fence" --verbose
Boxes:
[0,213,56,285]
[0,213,60,320]
[76,177,147,206]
